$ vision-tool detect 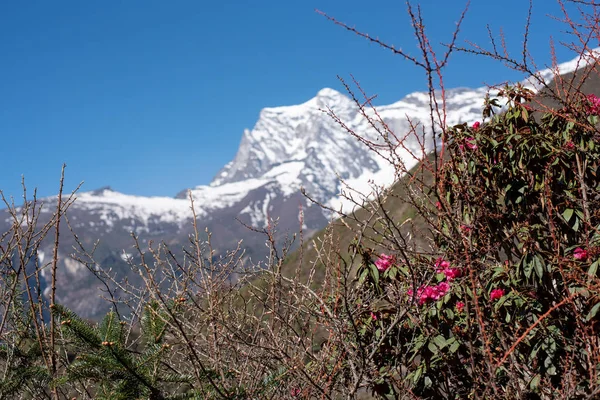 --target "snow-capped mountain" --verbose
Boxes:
[2,49,597,319]
[47,47,600,238]
[62,85,489,239]
[210,86,488,218]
